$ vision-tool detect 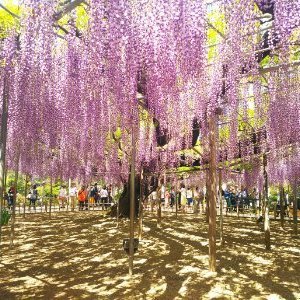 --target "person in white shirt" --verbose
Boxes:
[161,183,165,206]
[193,187,199,213]
[150,190,157,212]
[69,185,78,211]
[59,186,67,208]
[180,185,187,213]
[100,186,109,210]
[186,187,193,207]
